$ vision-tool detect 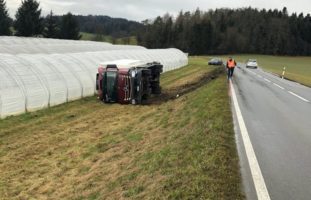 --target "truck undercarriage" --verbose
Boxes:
[96,60,163,104]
